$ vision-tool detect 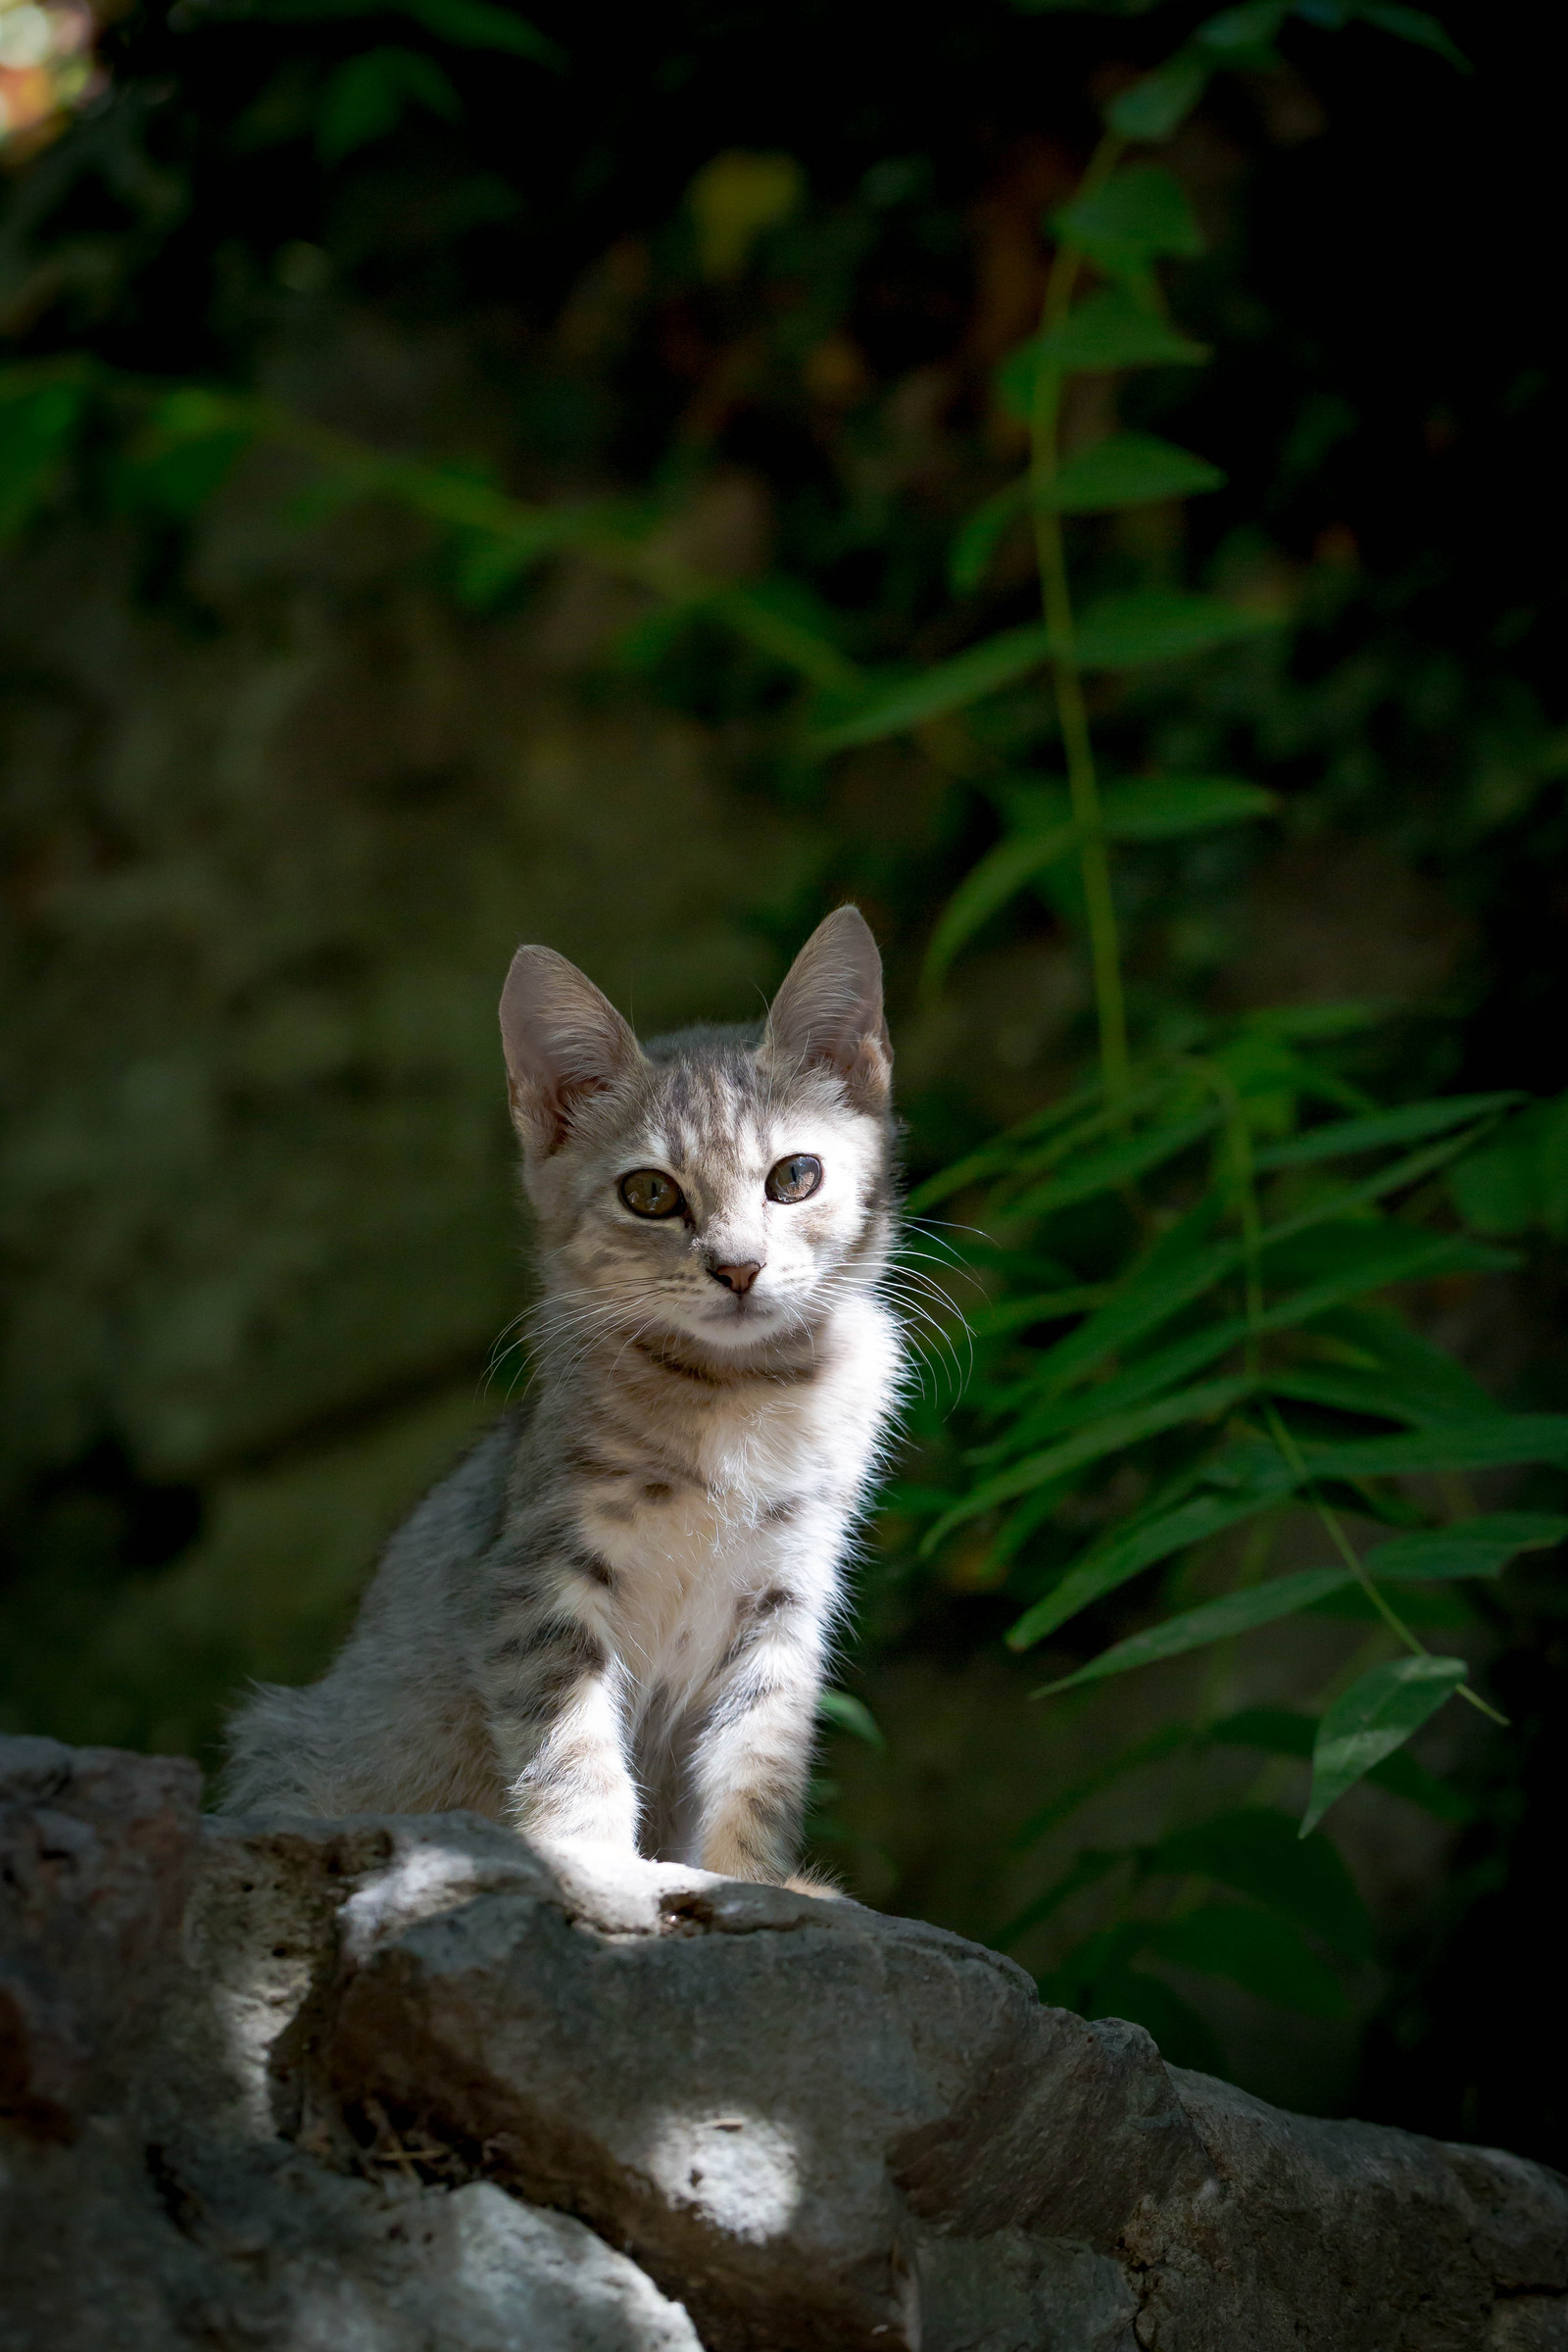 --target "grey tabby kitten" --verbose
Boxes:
[221,906,903,1885]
